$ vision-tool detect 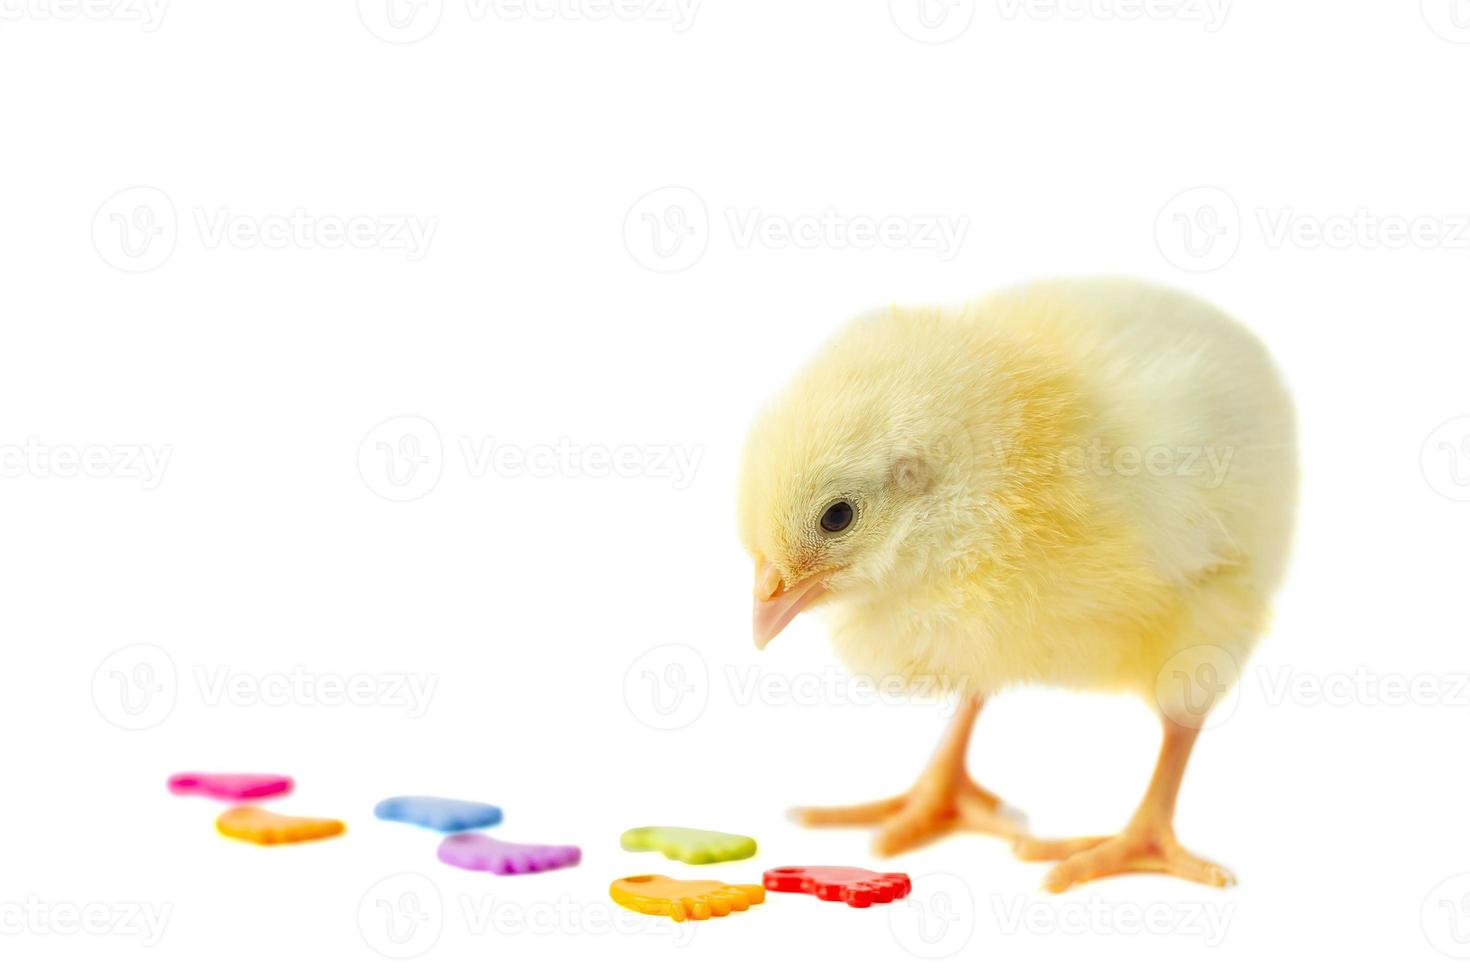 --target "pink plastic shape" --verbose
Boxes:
[168,772,294,801]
